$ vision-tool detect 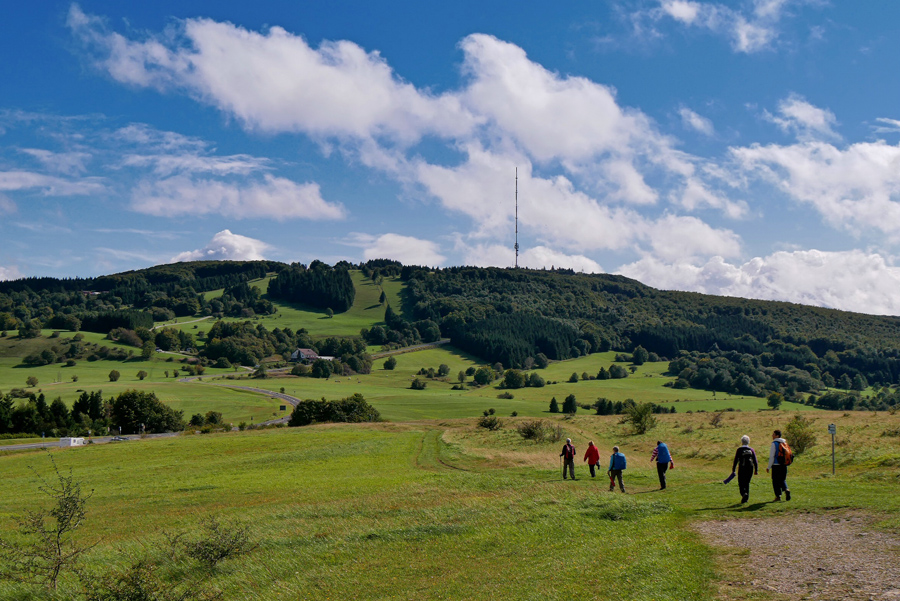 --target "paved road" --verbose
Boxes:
[0,432,178,452]
[200,383,302,425]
